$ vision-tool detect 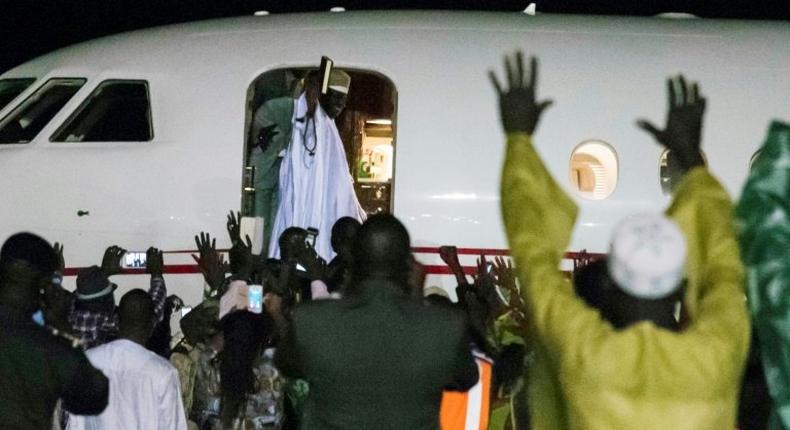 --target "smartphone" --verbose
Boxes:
[319,56,334,95]
[123,252,147,269]
[485,262,494,274]
[180,306,193,317]
[305,227,319,248]
[248,284,263,314]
